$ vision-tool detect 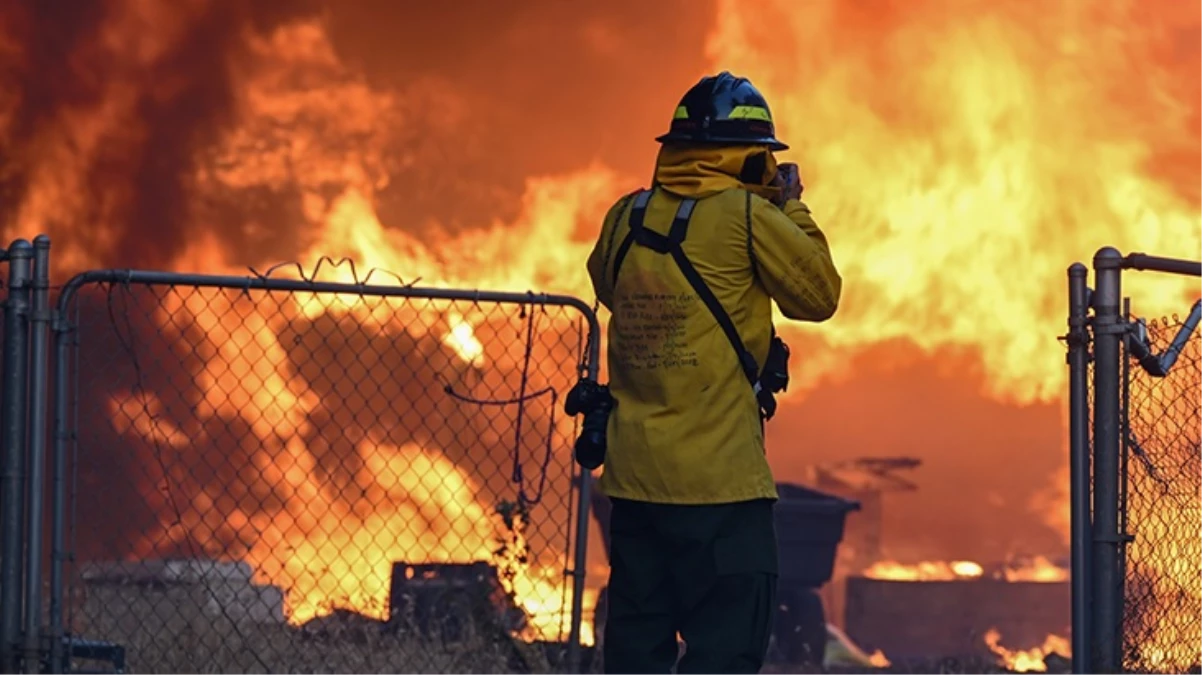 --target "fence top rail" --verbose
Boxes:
[1122,253,1202,277]
[54,268,602,379]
